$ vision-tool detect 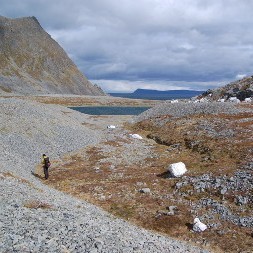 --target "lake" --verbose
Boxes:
[69,106,151,115]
